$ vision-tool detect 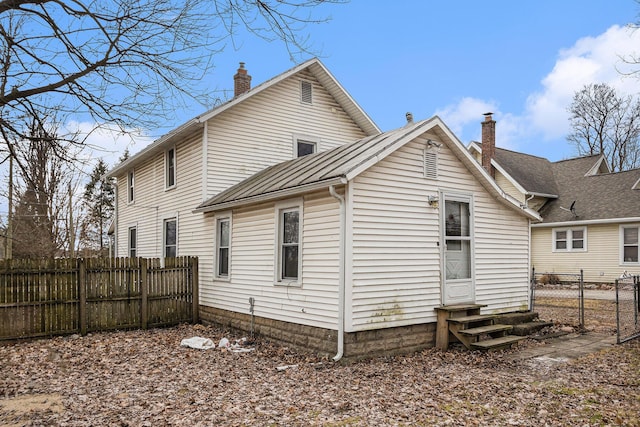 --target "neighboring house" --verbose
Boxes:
[194,115,540,359]
[469,115,640,283]
[106,58,379,280]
